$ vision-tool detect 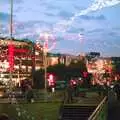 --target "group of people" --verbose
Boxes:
[64,81,80,103]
